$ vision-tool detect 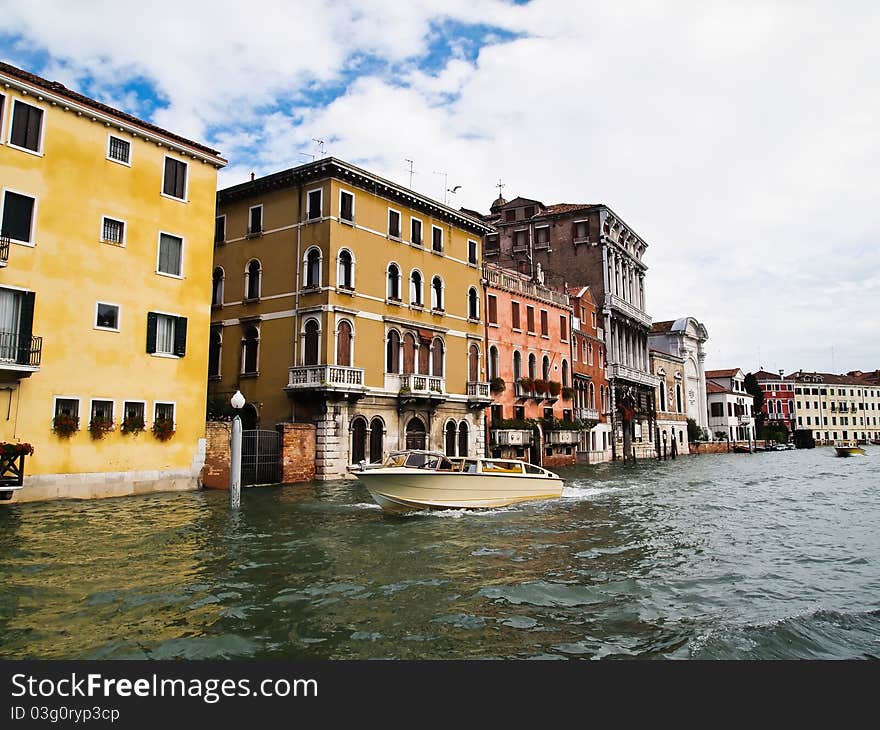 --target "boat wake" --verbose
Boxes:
[561,484,633,501]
